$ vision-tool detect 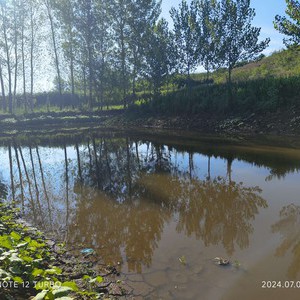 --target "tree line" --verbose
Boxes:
[0,0,285,113]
